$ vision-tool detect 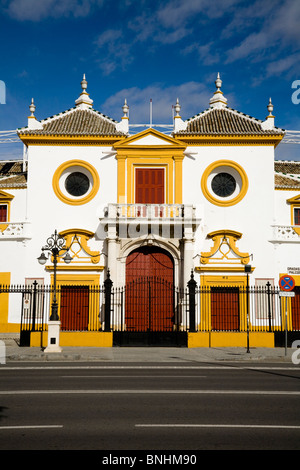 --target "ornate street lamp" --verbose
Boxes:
[38,230,72,321]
